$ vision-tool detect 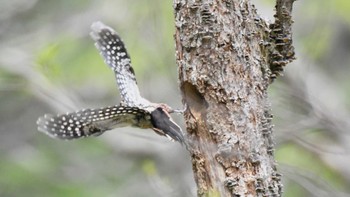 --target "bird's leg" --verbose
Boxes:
[170,103,188,114]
